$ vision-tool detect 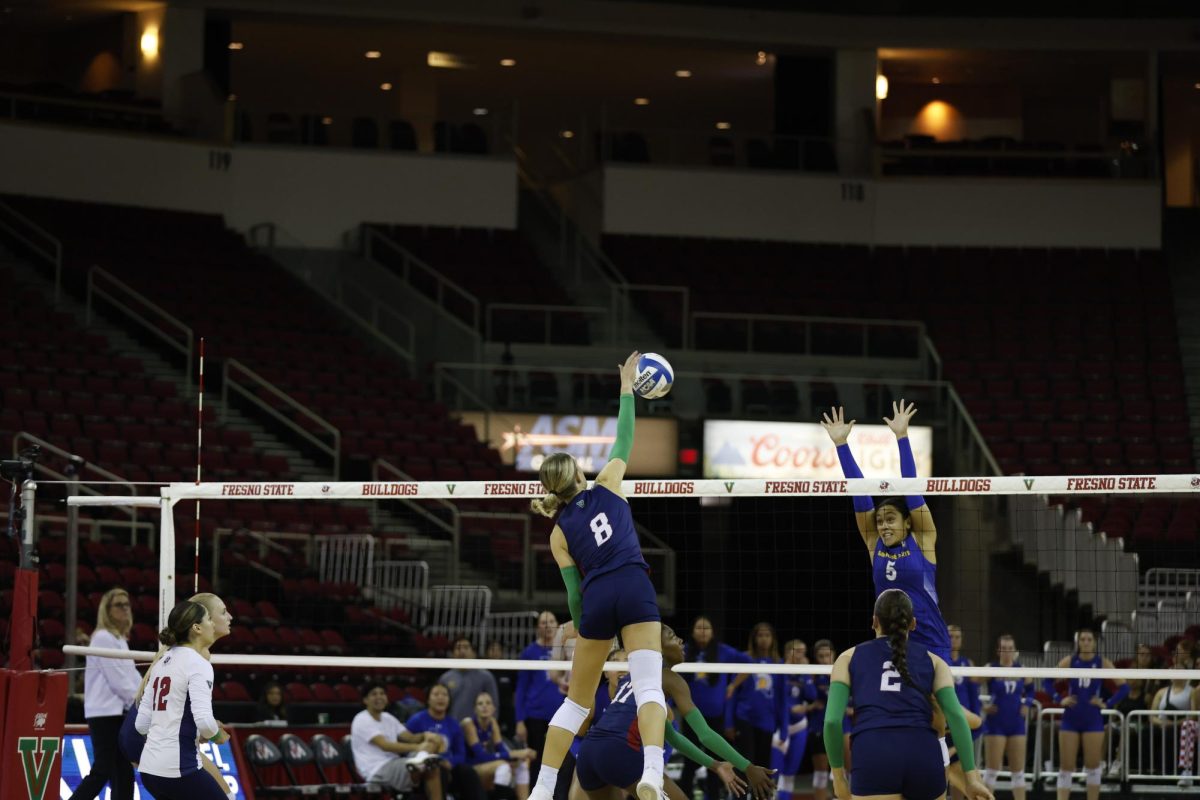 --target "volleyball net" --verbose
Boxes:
[52,474,1200,789]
